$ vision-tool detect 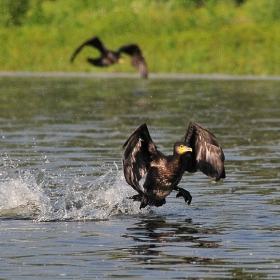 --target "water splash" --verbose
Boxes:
[37,164,146,222]
[0,158,145,221]
[0,171,51,219]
